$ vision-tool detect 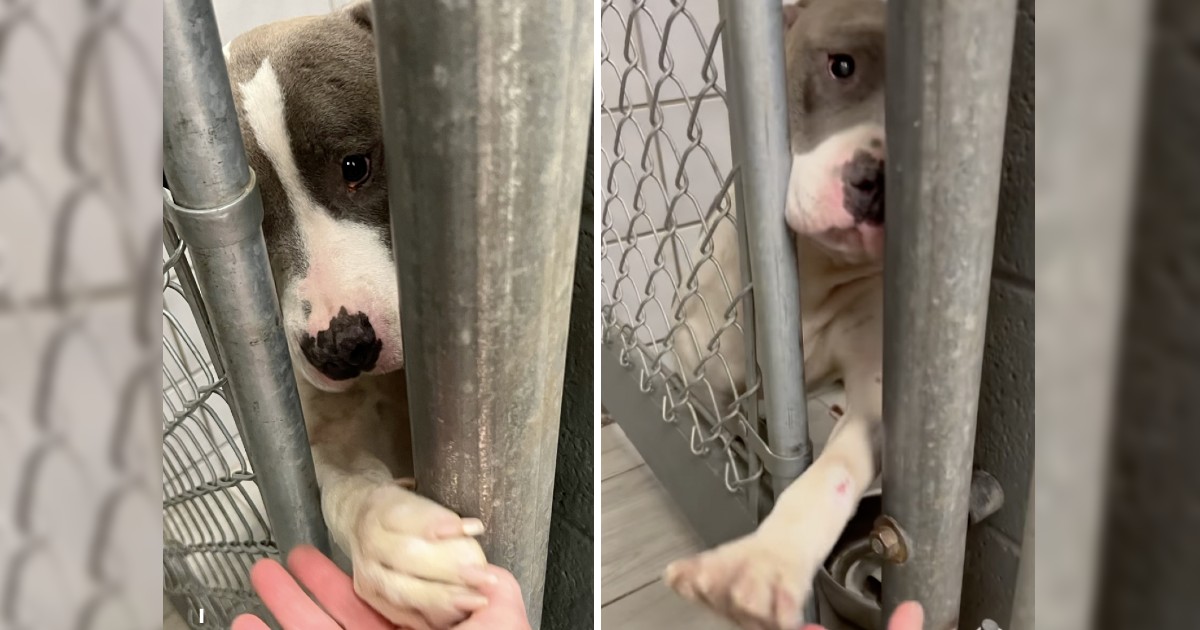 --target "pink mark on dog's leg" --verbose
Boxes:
[831,469,853,504]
